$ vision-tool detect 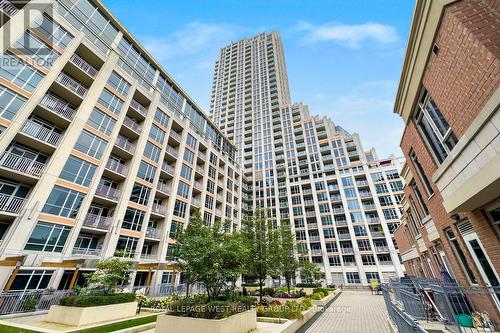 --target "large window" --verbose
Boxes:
[12,31,59,68]
[137,161,156,183]
[8,269,54,291]
[115,236,138,257]
[143,142,161,162]
[74,130,107,159]
[43,186,85,218]
[154,108,169,127]
[31,14,73,49]
[122,208,145,231]
[25,221,70,252]
[87,108,116,135]
[107,71,130,96]
[149,124,165,143]
[98,89,123,115]
[415,90,458,163]
[409,150,434,196]
[59,155,97,186]
[173,200,187,218]
[130,183,150,206]
[0,52,44,92]
[0,86,27,120]
[445,228,477,284]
